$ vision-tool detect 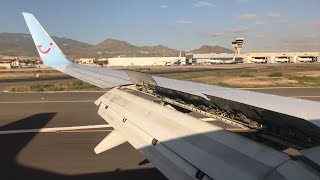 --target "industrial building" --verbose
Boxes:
[186,53,245,64]
[107,56,186,66]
